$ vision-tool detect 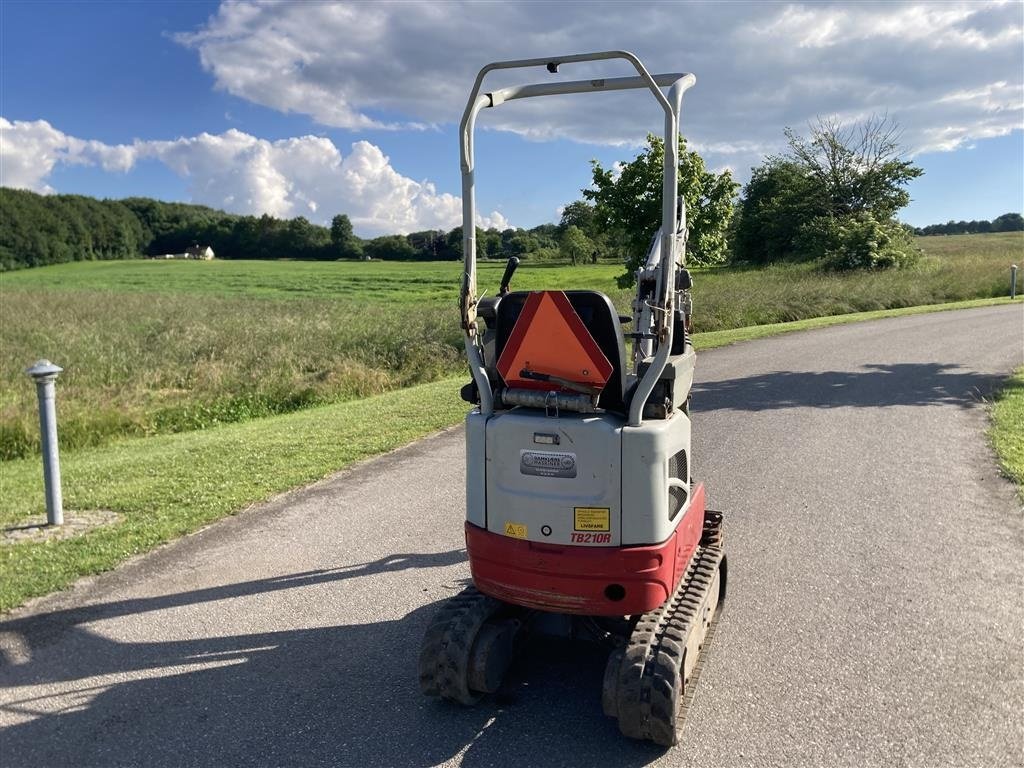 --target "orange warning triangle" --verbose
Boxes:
[496,291,612,391]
